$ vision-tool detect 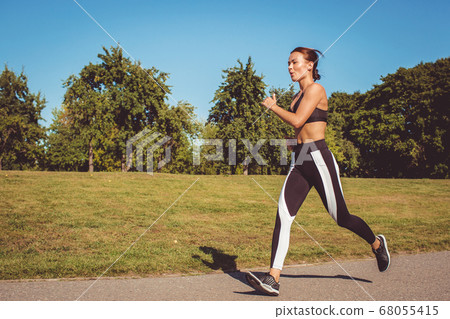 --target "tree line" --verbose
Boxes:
[1,46,448,178]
